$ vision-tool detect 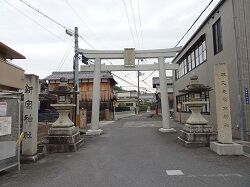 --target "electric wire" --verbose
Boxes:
[142,70,156,81]
[56,39,74,71]
[122,0,137,47]
[141,80,154,93]
[63,0,100,43]
[19,0,69,30]
[18,0,146,91]
[175,0,214,47]
[129,0,140,48]
[111,73,138,87]
[18,0,95,49]
[137,0,144,48]
[4,0,66,42]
